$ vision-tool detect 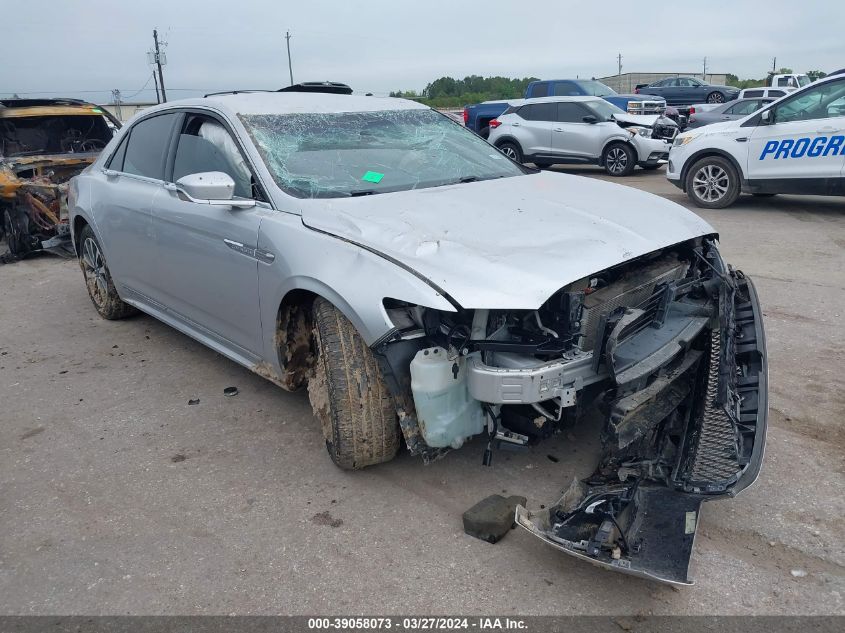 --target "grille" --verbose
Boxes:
[578,262,686,351]
[627,100,666,115]
[687,328,741,482]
